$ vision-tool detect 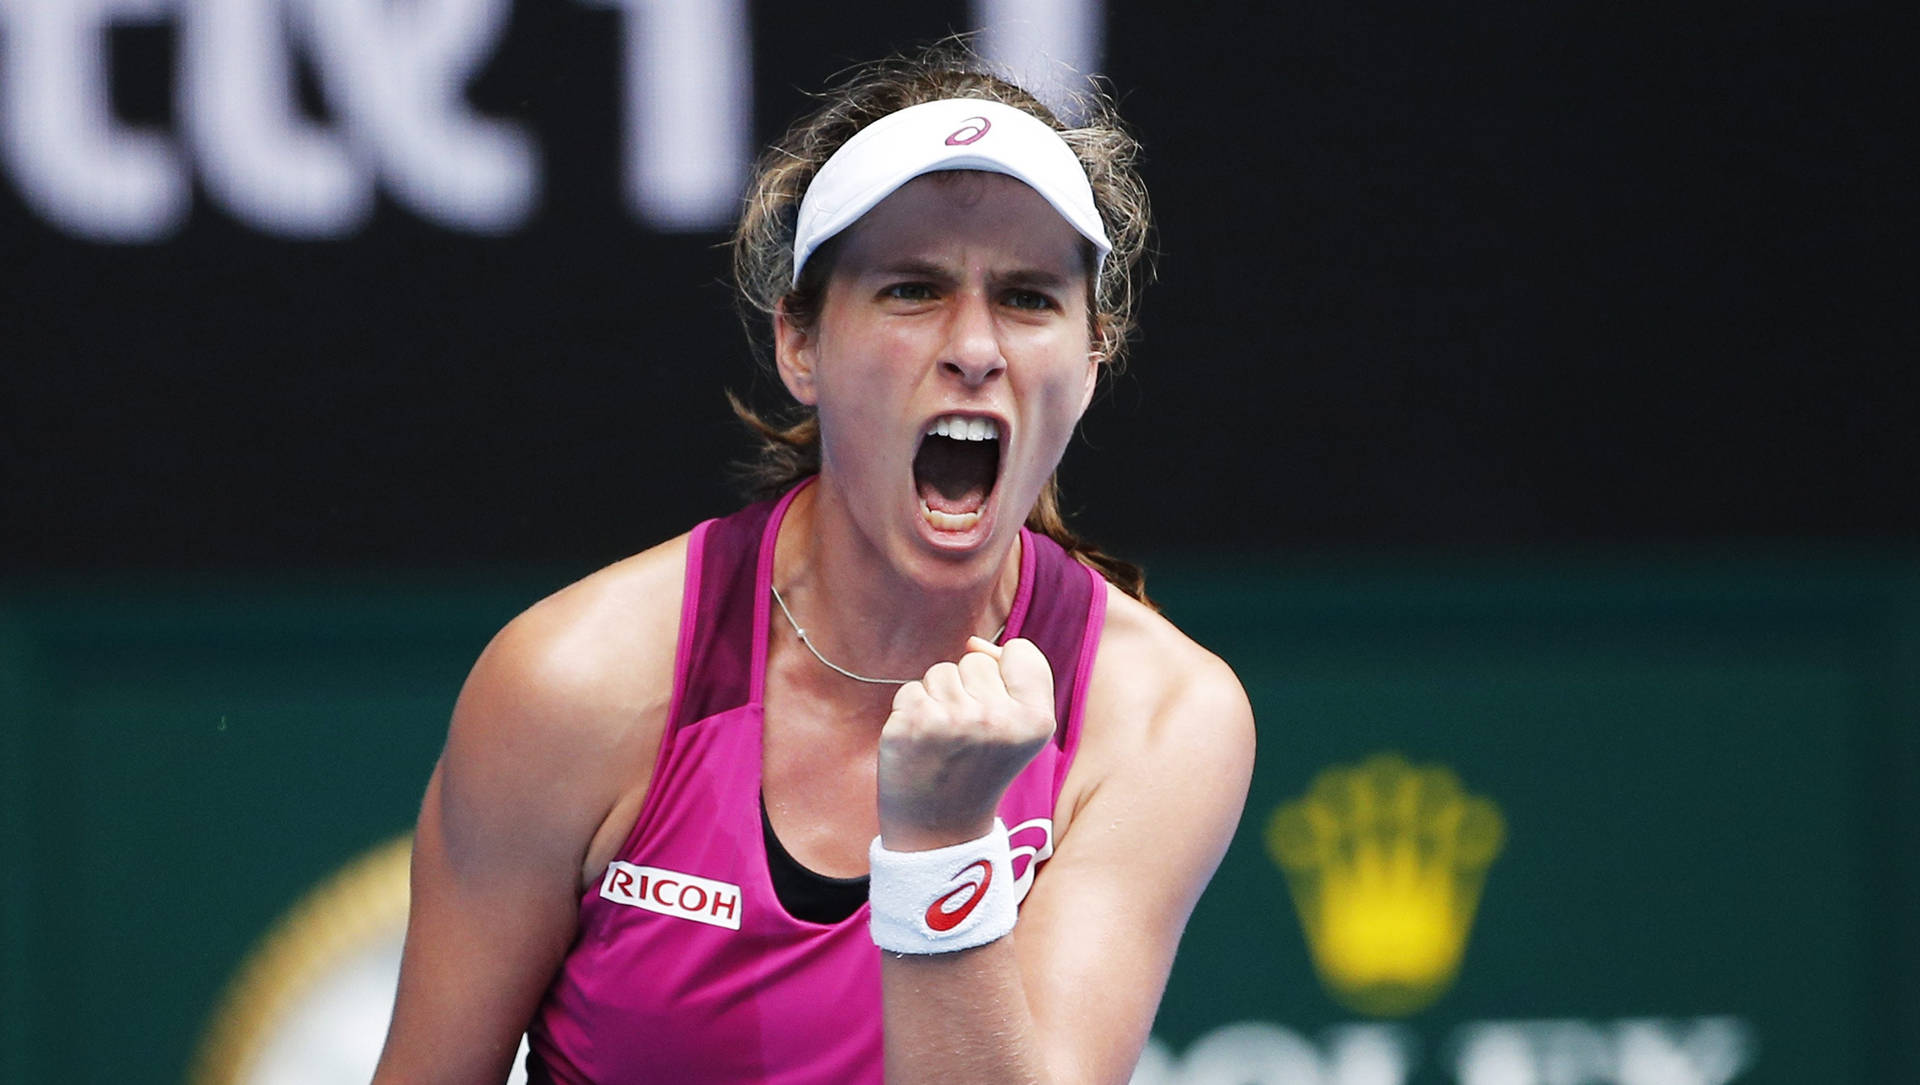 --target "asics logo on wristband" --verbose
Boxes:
[871,820,1016,953]
[1008,816,1054,902]
[925,859,994,932]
